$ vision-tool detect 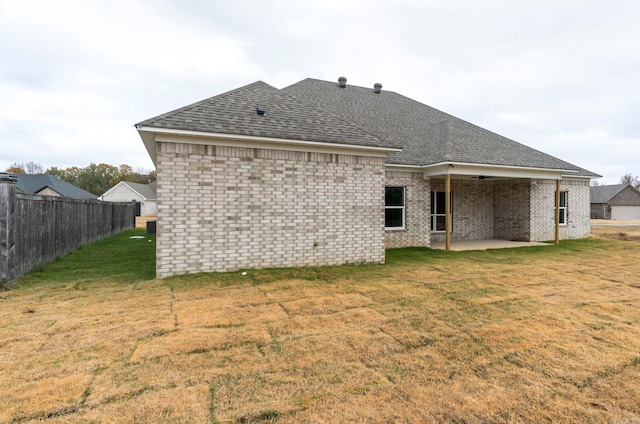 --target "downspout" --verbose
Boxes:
[555,180,561,245]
